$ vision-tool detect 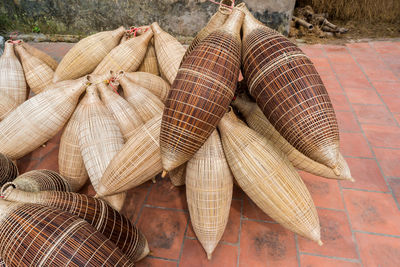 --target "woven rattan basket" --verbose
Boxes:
[0,77,88,160]
[239,4,340,171]
[186,130,233,259]
[0,41,27,104]
[233,97,353,181]
[218,110,321,243]
[138,43,160,75]
[78,85,126,211]
[93,29,153,74]
[0,200,134,266]
[160,7,244,172]
[0,153,18,187]
[98,115,163,196]
[53,26,125,82]
[0,93,17,121]
[15,44,54,94]
[11,169,72,192]
[21,41,58,70]
[125,71,170,103]
[151,22,186,84]
[1,188,149,262]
